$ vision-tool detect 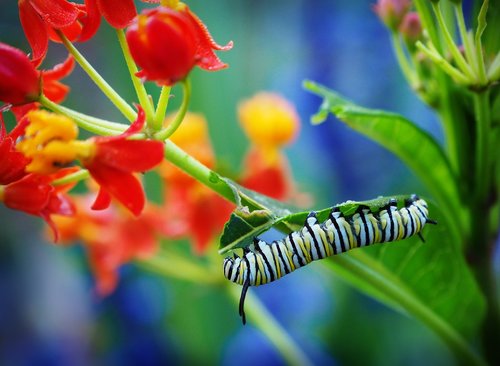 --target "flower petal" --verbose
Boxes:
[78,0,102,42]
[3,174,52,214]
[28,0,80,28]
[95,139,164,172]
[96,0,137,29]
[87,162,145,216]
[91,187,112,211]
[19,0,49,66]
[183,6,233,71]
